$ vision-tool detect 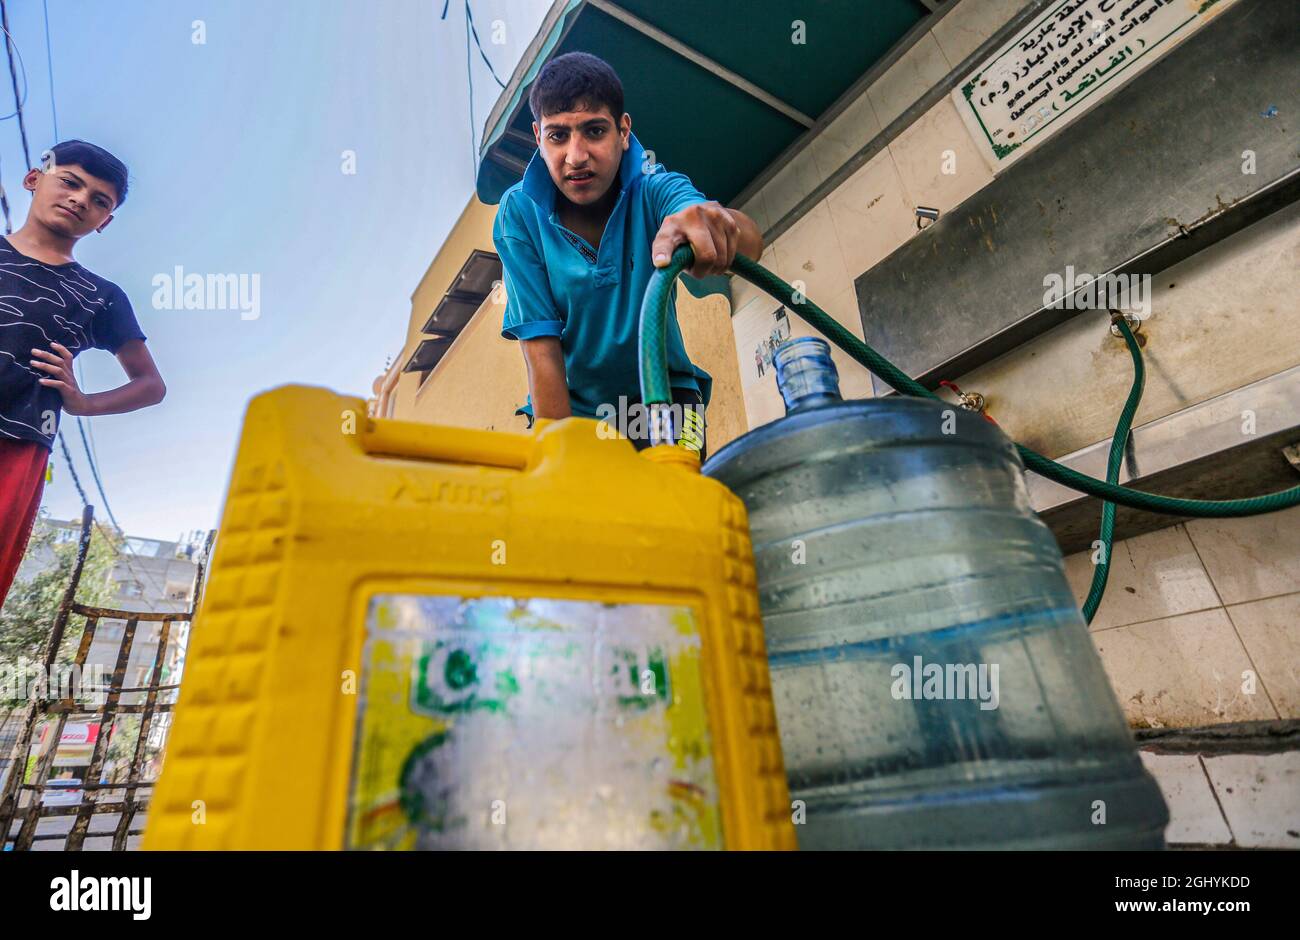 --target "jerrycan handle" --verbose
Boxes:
[359,416,531,470]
